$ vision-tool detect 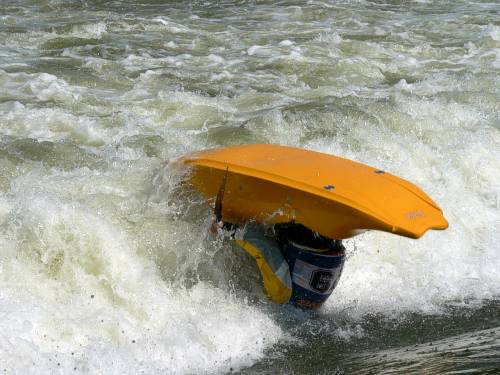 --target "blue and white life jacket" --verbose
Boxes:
[234,223,345,308]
